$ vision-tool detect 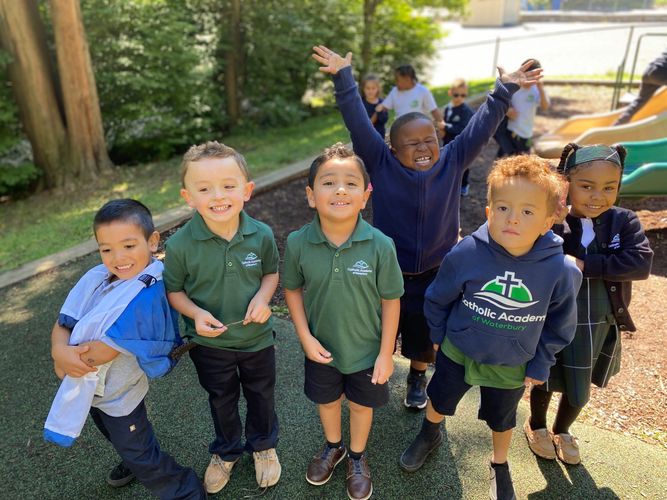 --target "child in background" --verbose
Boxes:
[47,199,205,499]
[283,143,403,500]
[361,74,389,140]
[312,44,542,411]
[376,64,445,134]
[442,78,475,196]
[164,142,281,494]
[525,143,653,465]
[495,59,550,157]
[400,156,581,500]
